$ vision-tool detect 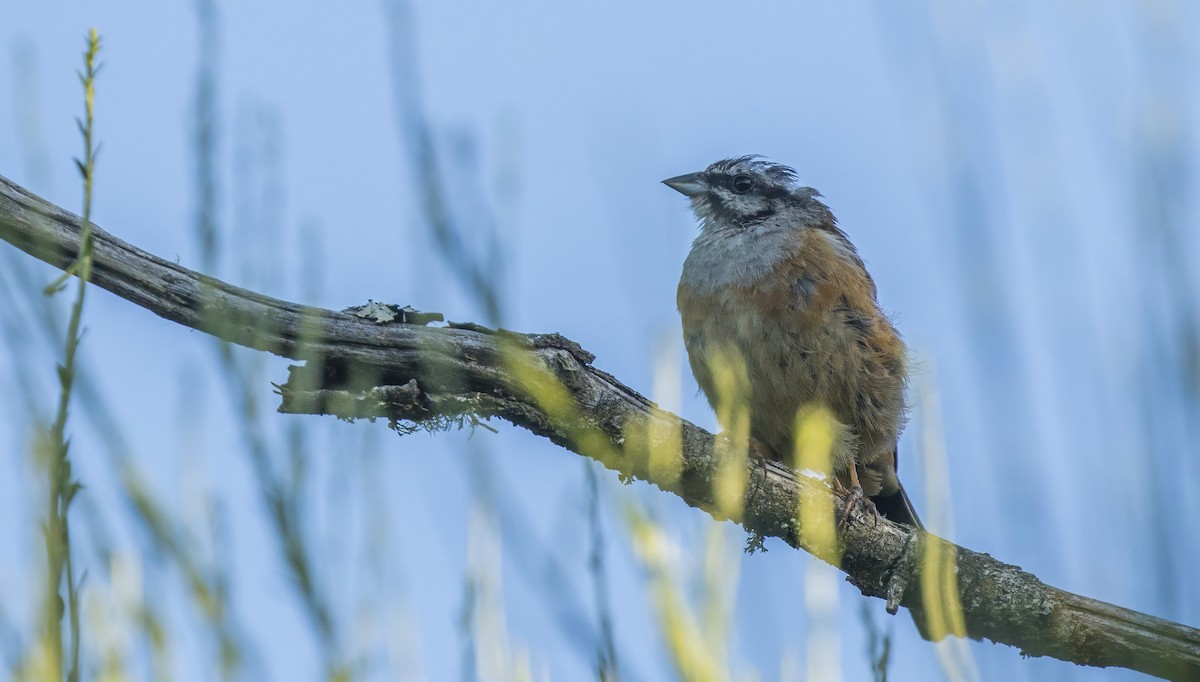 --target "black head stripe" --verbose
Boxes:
[706,155,799,186]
